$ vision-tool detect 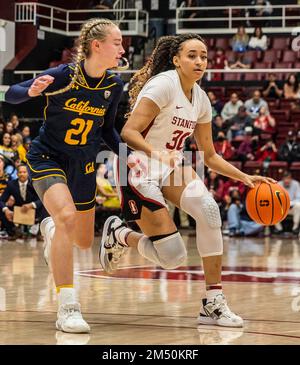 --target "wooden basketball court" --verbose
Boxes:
[0,232,300,345]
